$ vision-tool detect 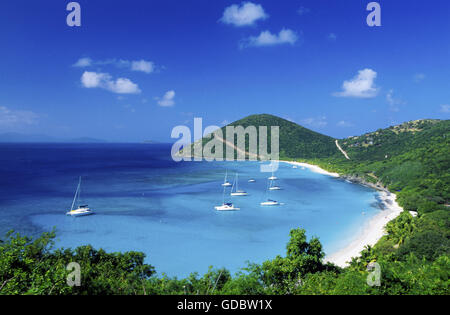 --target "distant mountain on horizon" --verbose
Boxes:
[0,132,108,143]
